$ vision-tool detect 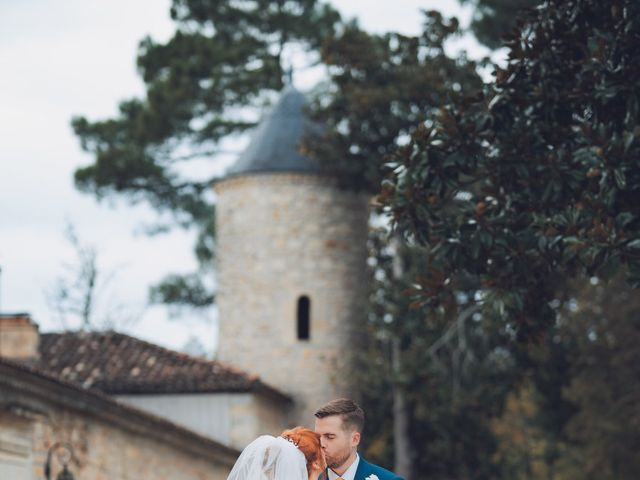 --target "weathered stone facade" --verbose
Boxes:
[214,173,369,425]
[0,360,238,480]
